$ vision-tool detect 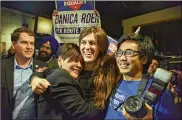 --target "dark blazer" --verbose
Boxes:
[38,68,98,120]
[0,56,47,120]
